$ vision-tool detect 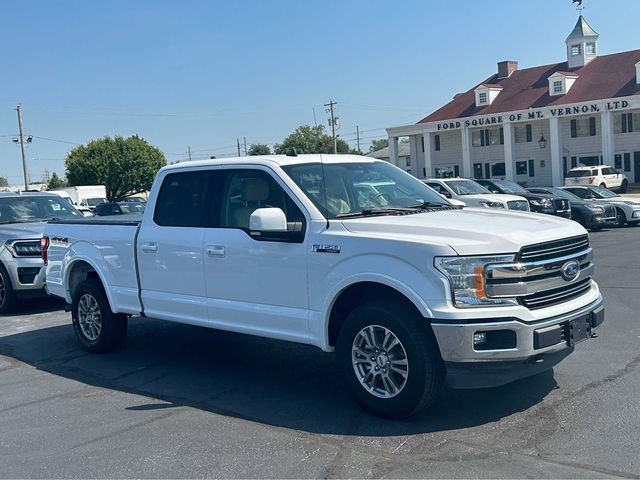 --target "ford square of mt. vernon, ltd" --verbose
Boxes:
[42,155,604,418]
